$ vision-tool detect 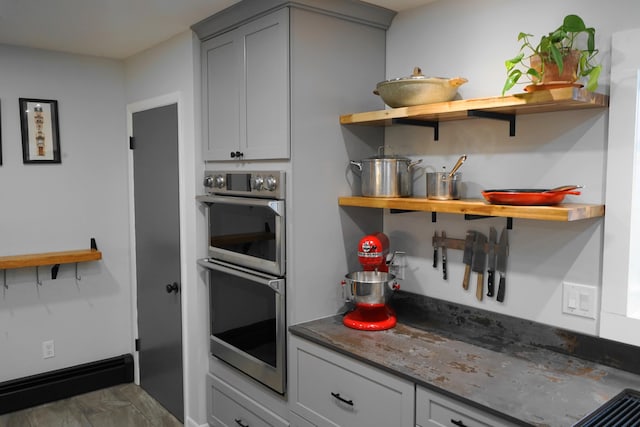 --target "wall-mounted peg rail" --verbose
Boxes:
[0,238,101,288]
